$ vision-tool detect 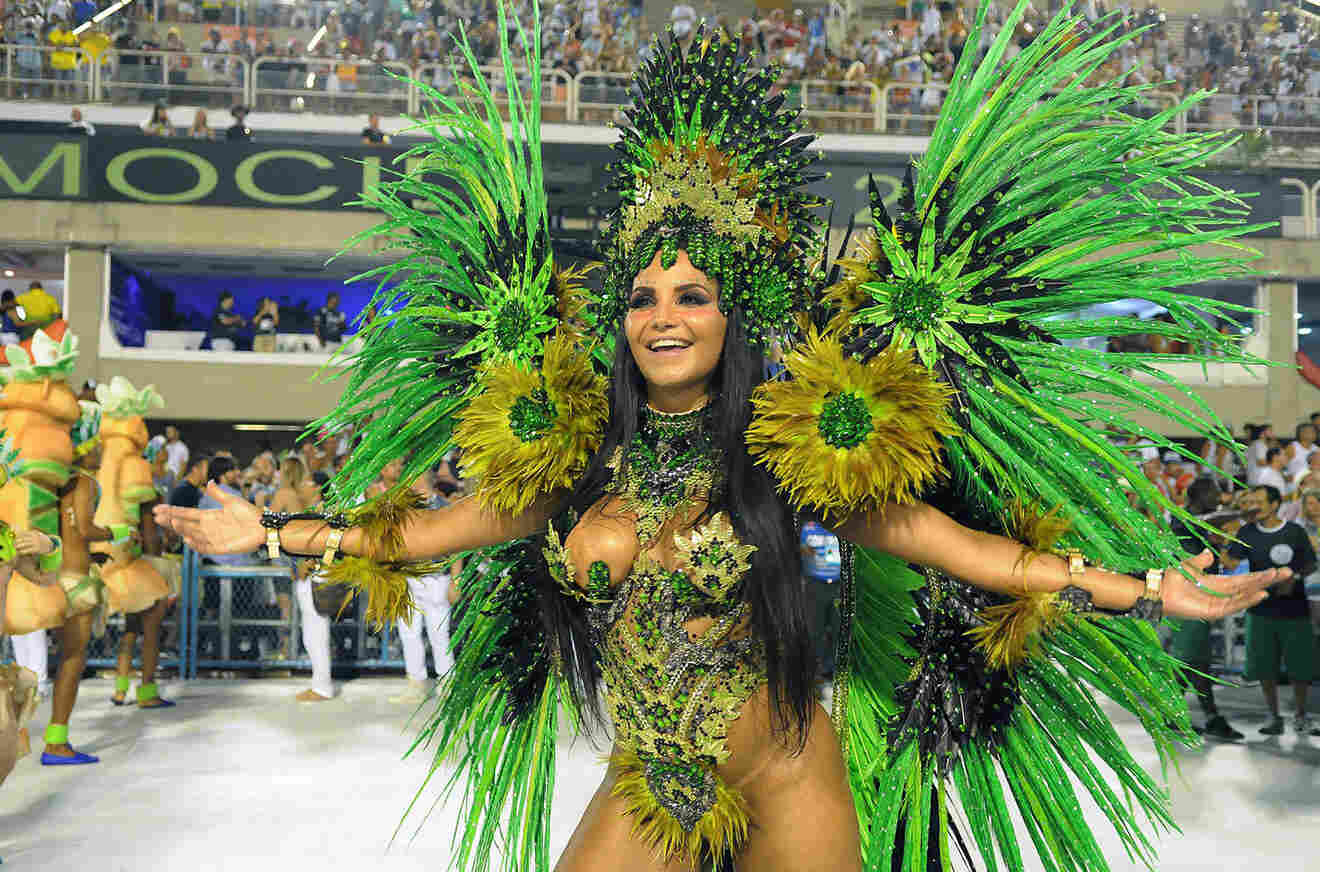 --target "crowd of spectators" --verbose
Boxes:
[5,0,1320,135]
[1127,415,1320,529]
